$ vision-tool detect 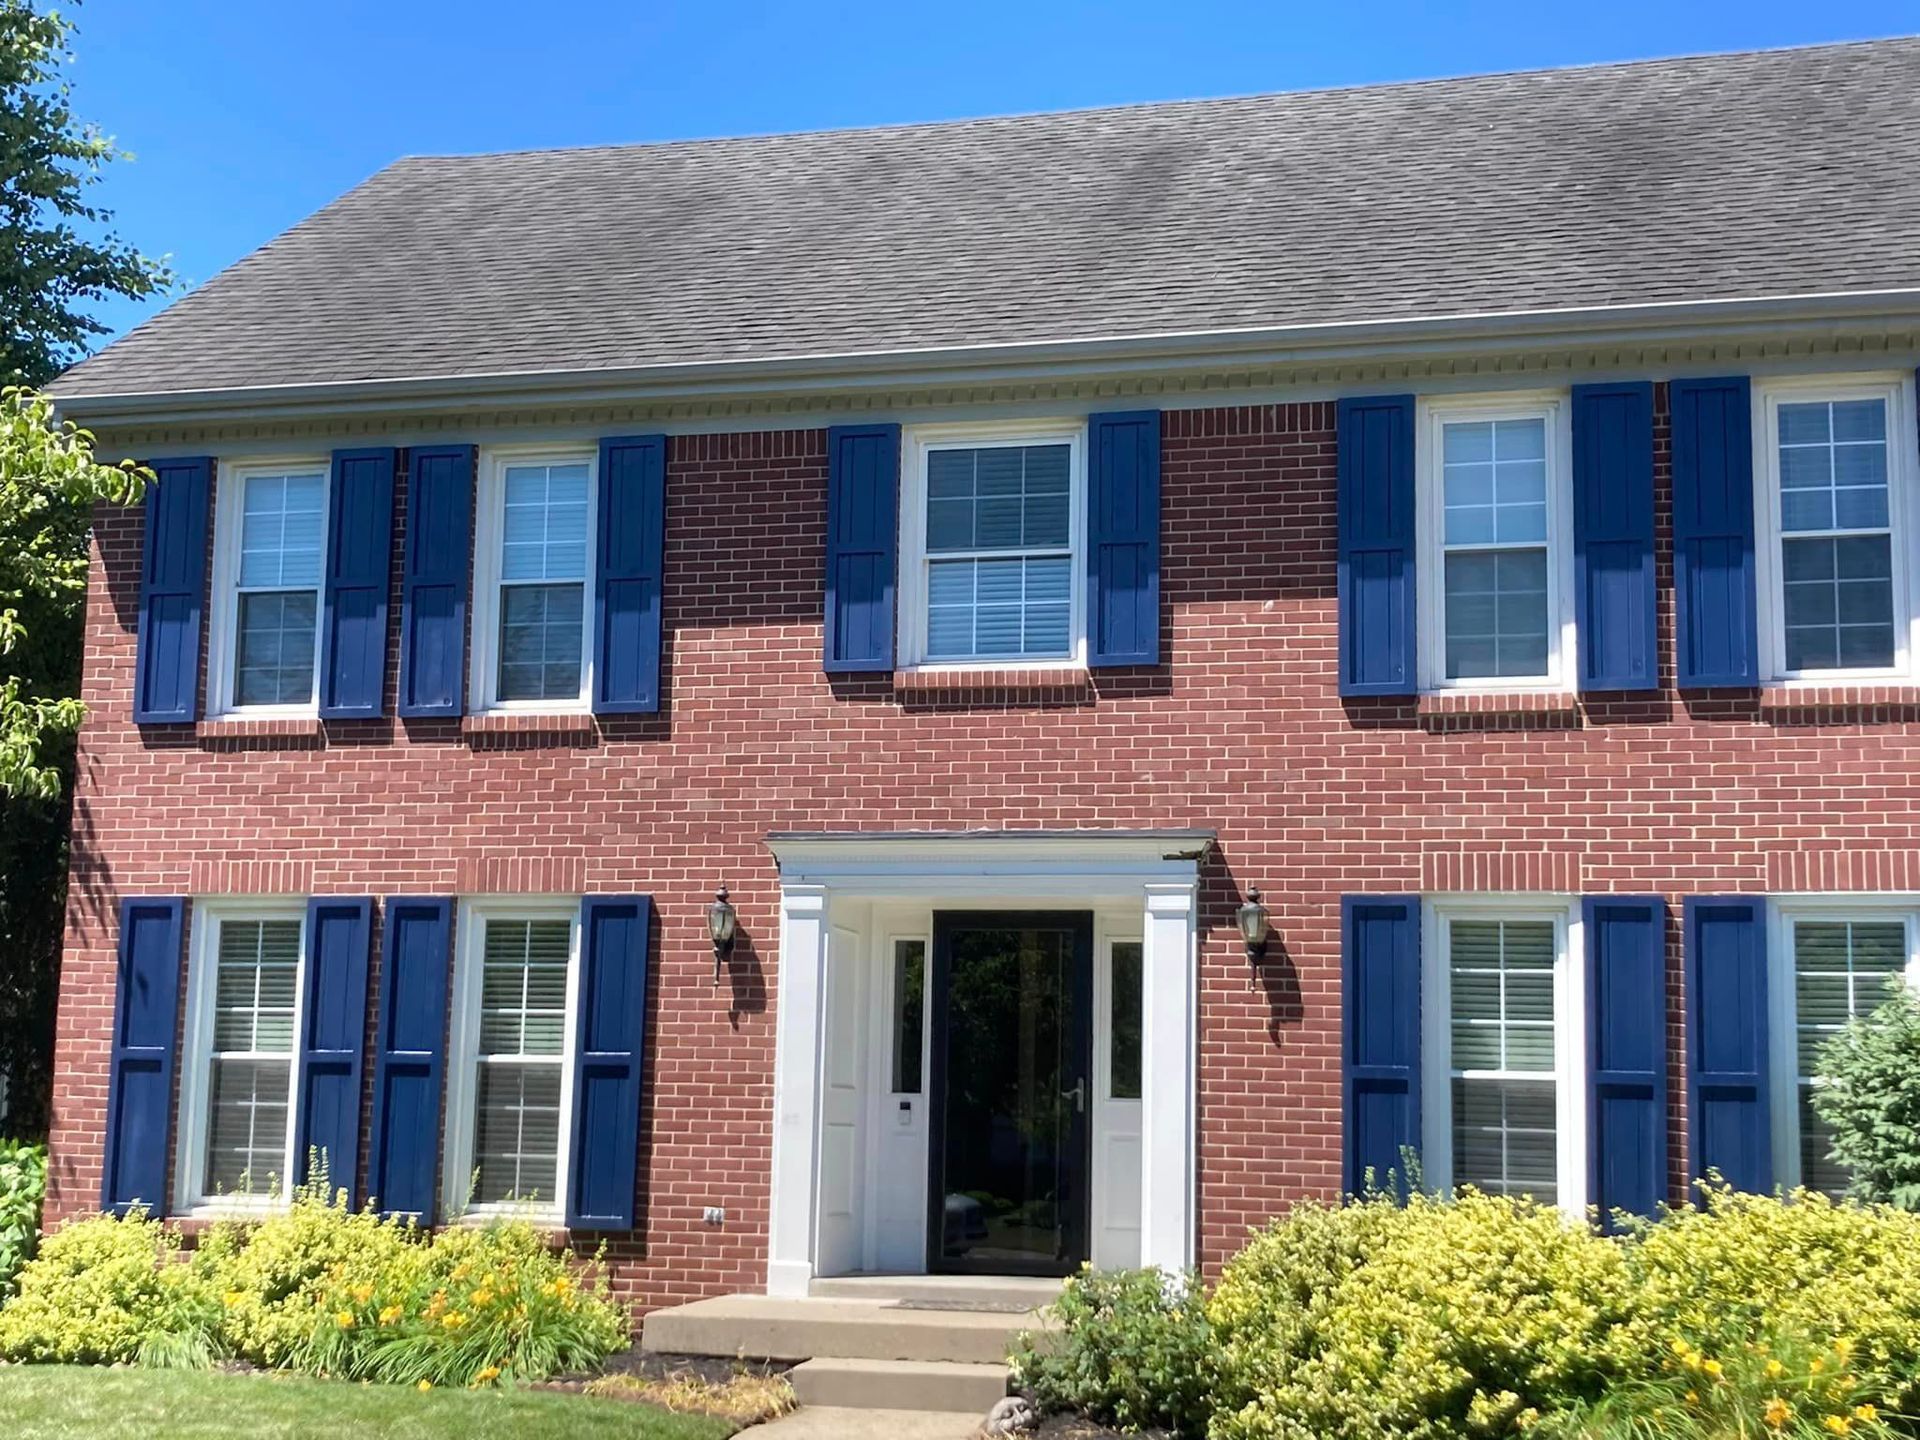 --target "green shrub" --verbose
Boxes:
[1207,1191,1632,1440]
[1612,1185,1920,1415]
[1811,981,1920,1209]
[294,1219,628,1388]
[0,1138,46,1298]
[1010,1267,1214,1436]
[1543,1332,1899,1440]
[205,1178,419,1368]
[0,1208,220,1365]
